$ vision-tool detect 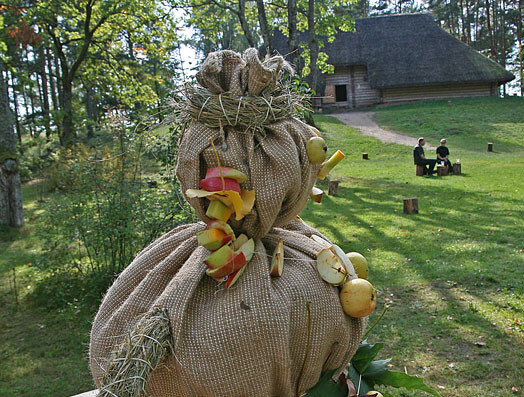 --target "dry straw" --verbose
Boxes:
[169,81,311,132]
[98,308,173,397]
